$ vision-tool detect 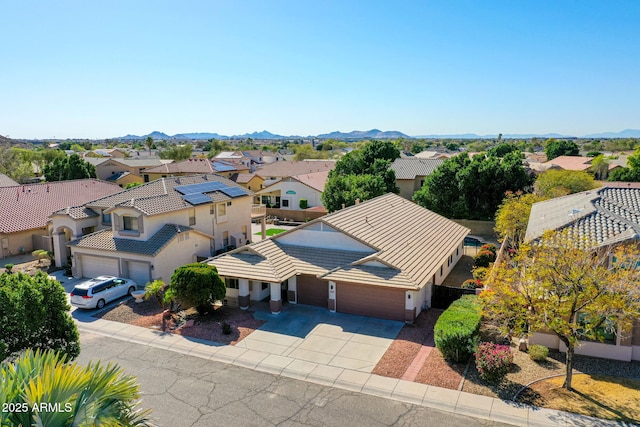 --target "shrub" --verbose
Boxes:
[434,295,482,363]
[462,279,482,289]
[32,249,50,265]
[222,322,232,335]
[474,250,496,268]
[480,243,497,254]
[3,264,14,273]
[475,342,513,383]
[145,279,167,309]
[299,199,308,209]
[165,263,225,315]
[472,266,489,281]
[529,344,549,362]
